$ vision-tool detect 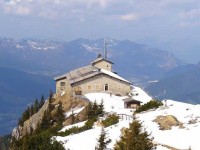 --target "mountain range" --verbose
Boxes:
[0,37,198,135]
[0,38,183,80]
[145,63,200,103]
